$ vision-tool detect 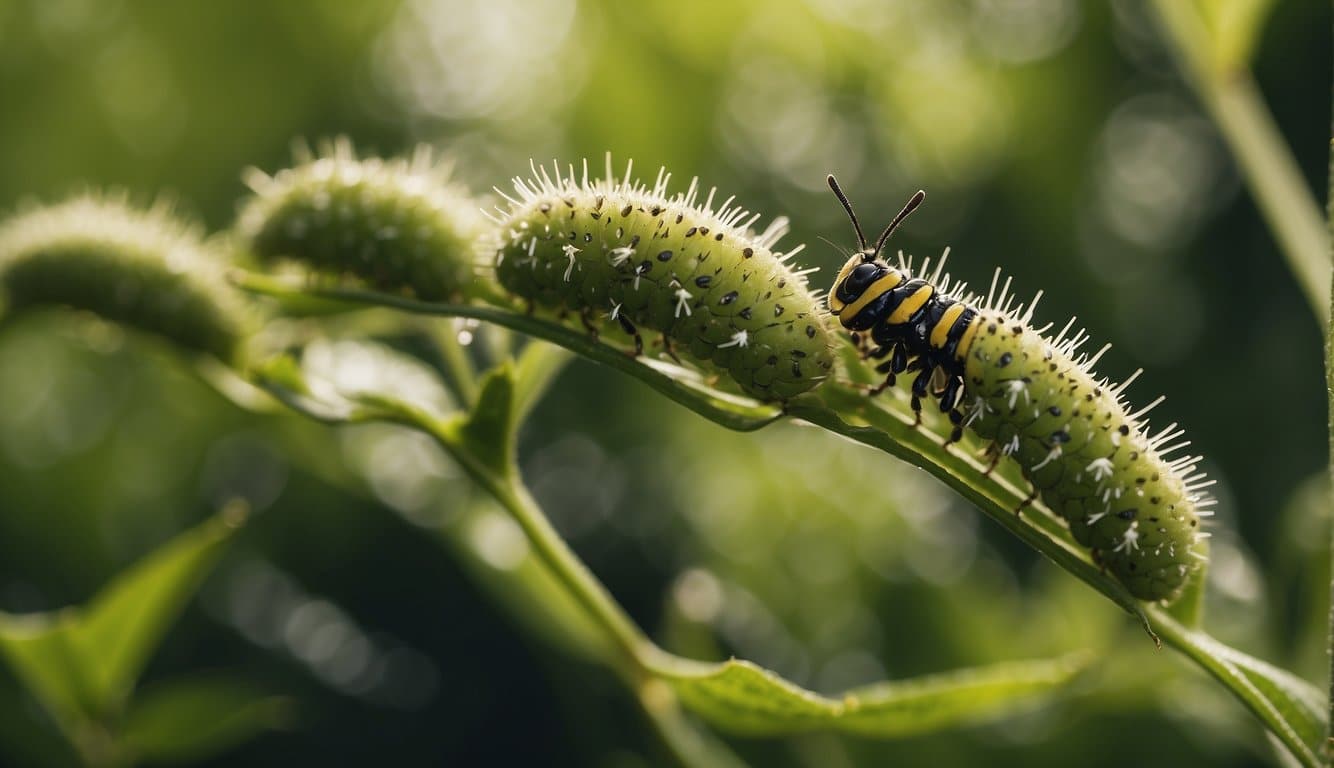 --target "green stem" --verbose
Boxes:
[1149,606,1324,768]
[1325,103,1334,764]
[257,395,742,768]
[282,387,658,672]
[484,475,655,667]
[787,393,1152,634]
[234,273,783,432]
[243,274,1325,763]
[430,322,479,406]
[1148,0,1329,327]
